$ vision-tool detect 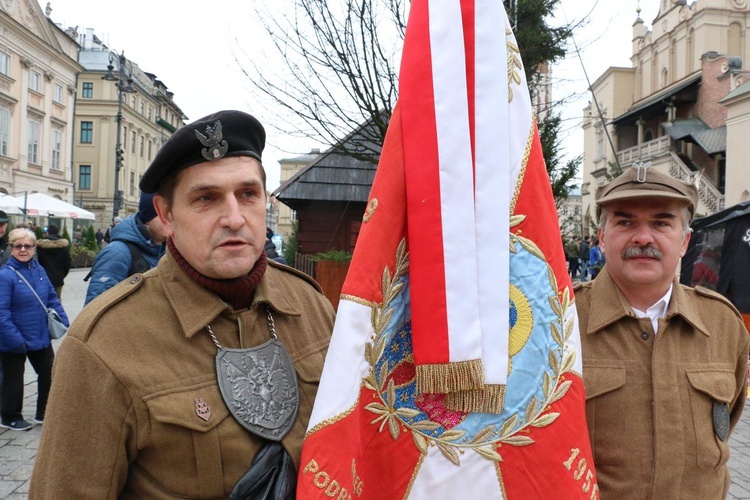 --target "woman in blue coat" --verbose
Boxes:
[0,228,68,431]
